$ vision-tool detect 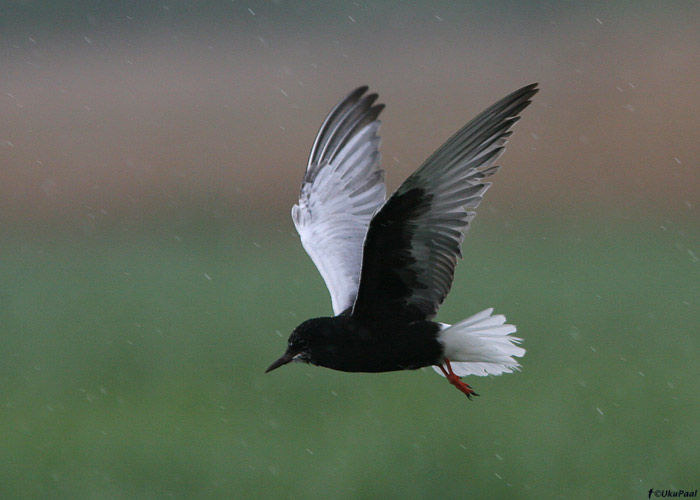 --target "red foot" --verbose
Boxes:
[438,358,479,400]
